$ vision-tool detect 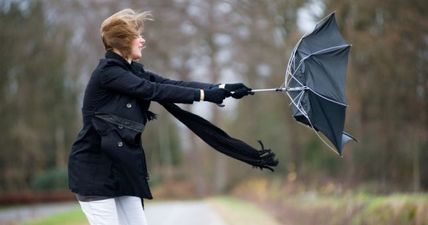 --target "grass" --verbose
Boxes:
[22,207,87,225]
[350,193,428,225]
[272,192,428,225]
